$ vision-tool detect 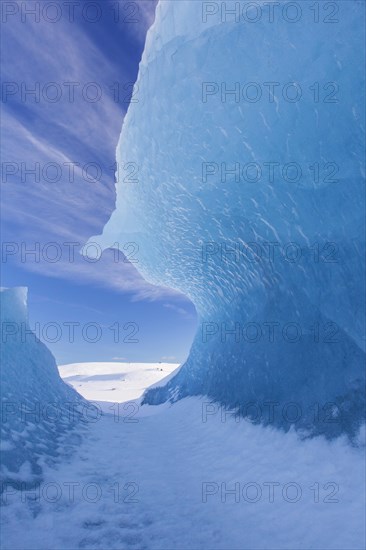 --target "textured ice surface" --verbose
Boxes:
[92,1,365,437]
[0,288,83,486]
